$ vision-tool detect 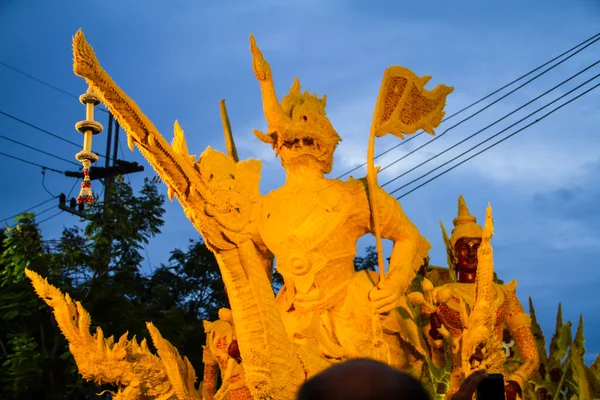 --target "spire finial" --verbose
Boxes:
[457,195,470,217]
[450,195,483,246]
